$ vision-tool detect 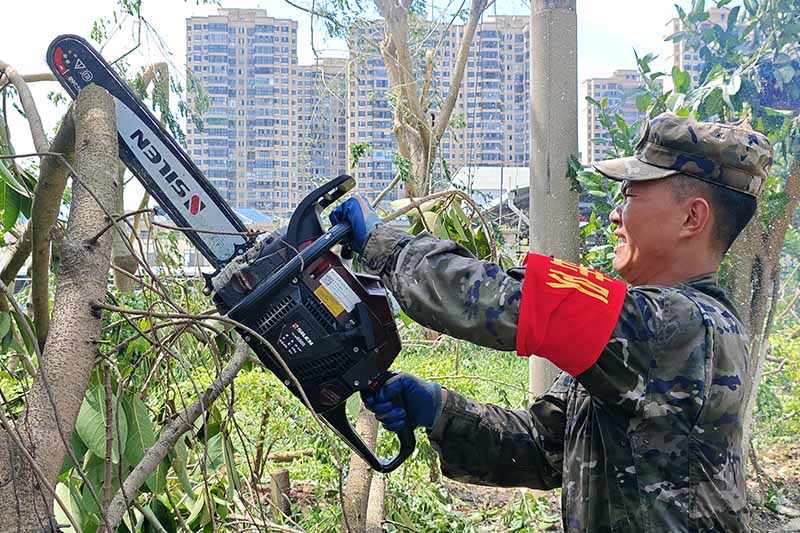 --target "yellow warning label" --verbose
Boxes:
[314,284,345,317]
